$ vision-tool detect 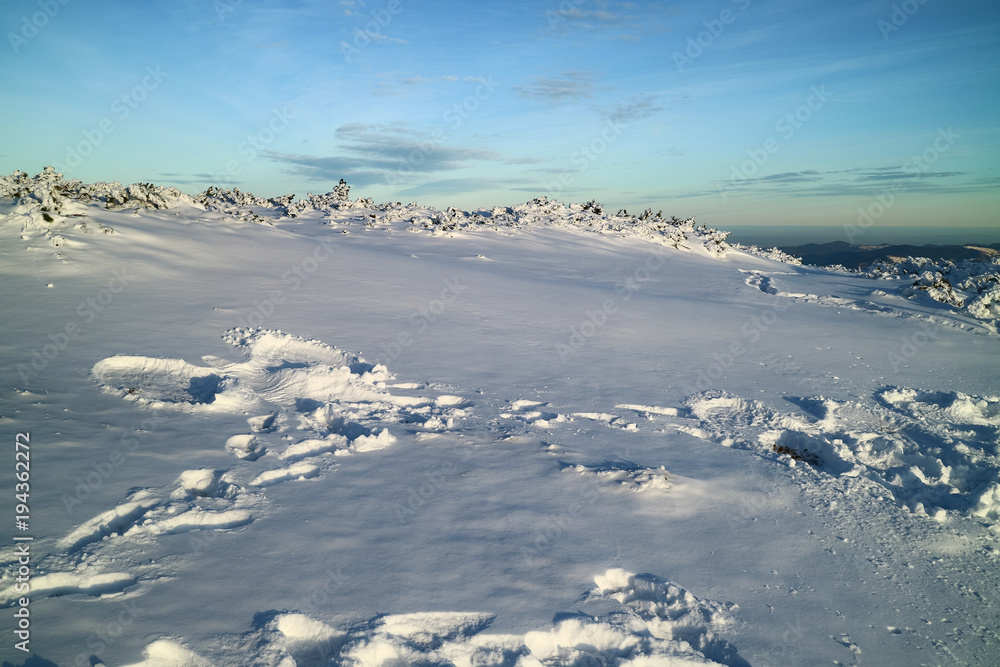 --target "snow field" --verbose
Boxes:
[2,169,999,665]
